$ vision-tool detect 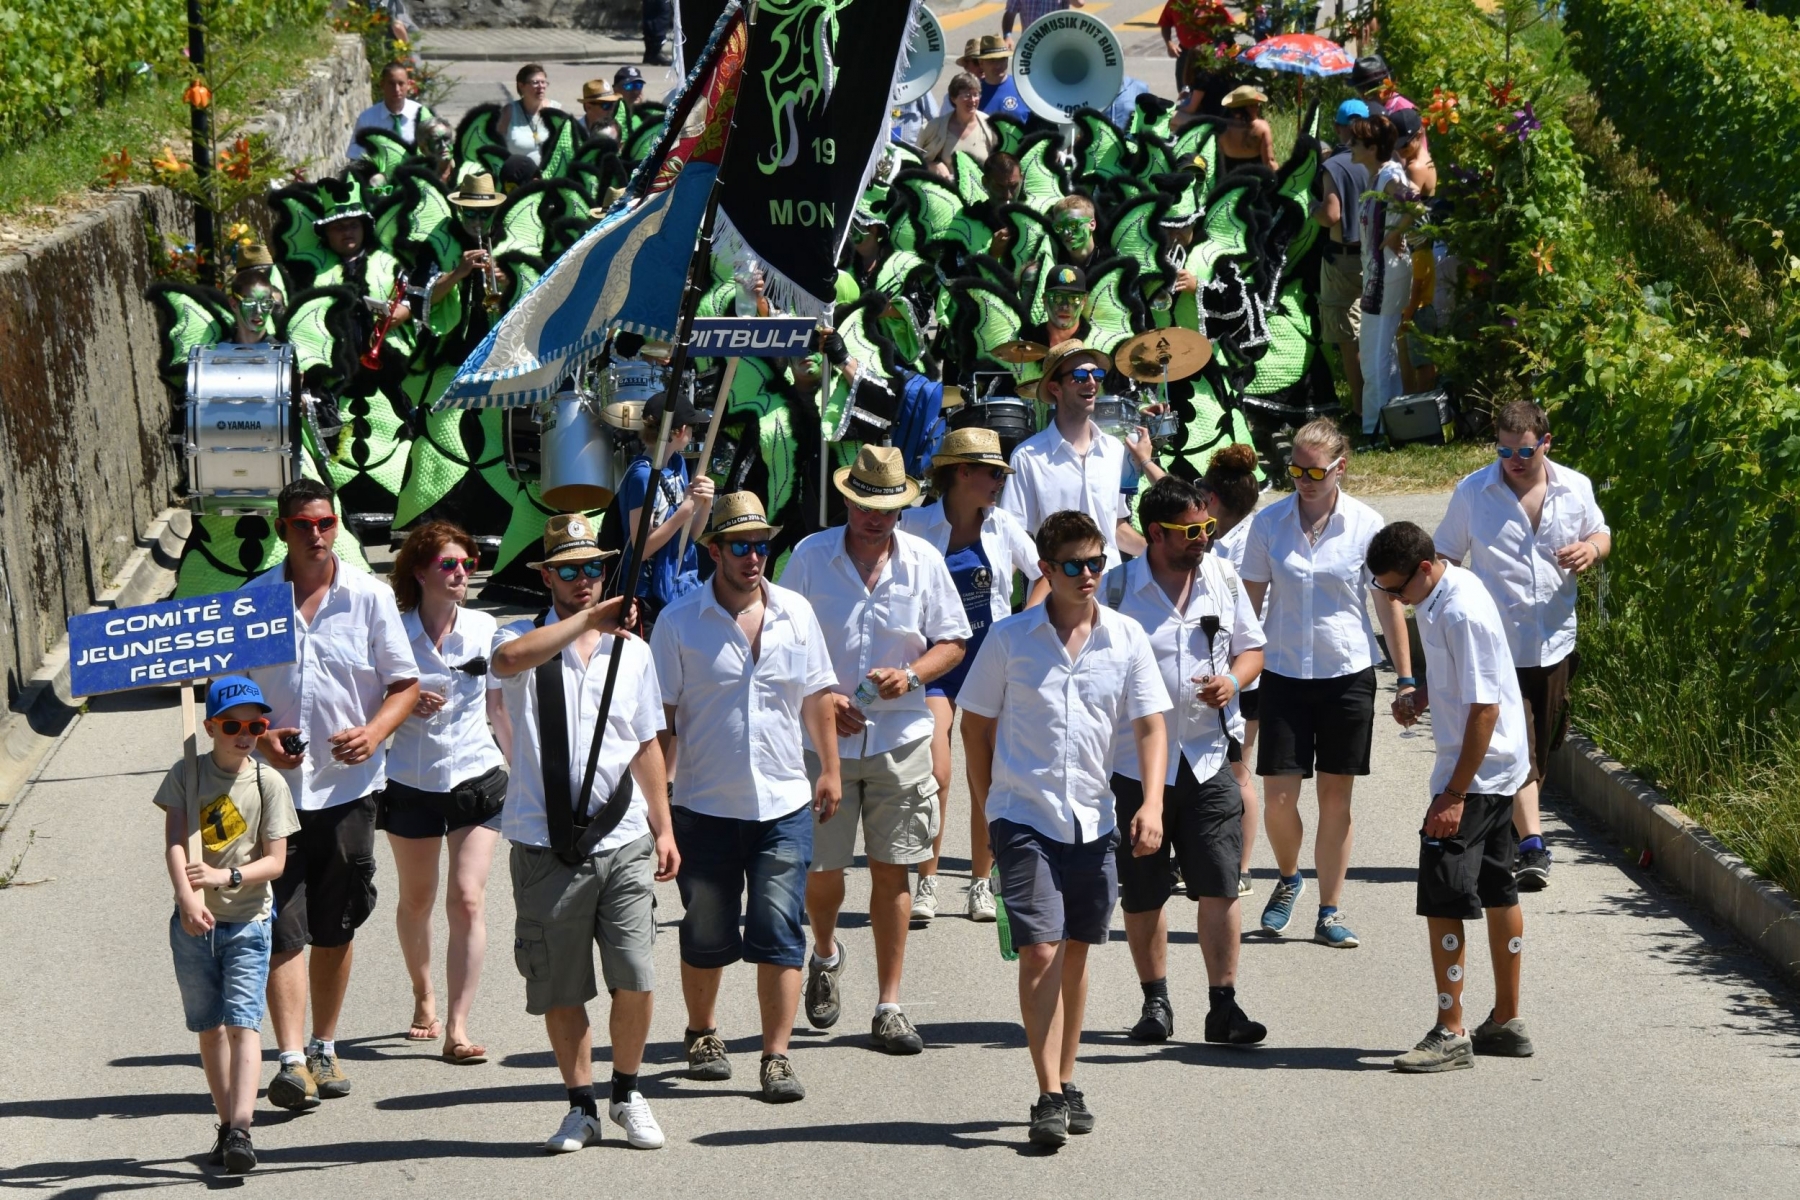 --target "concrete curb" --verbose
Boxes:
[1548,731,1800,989]
[0,510,185,820]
